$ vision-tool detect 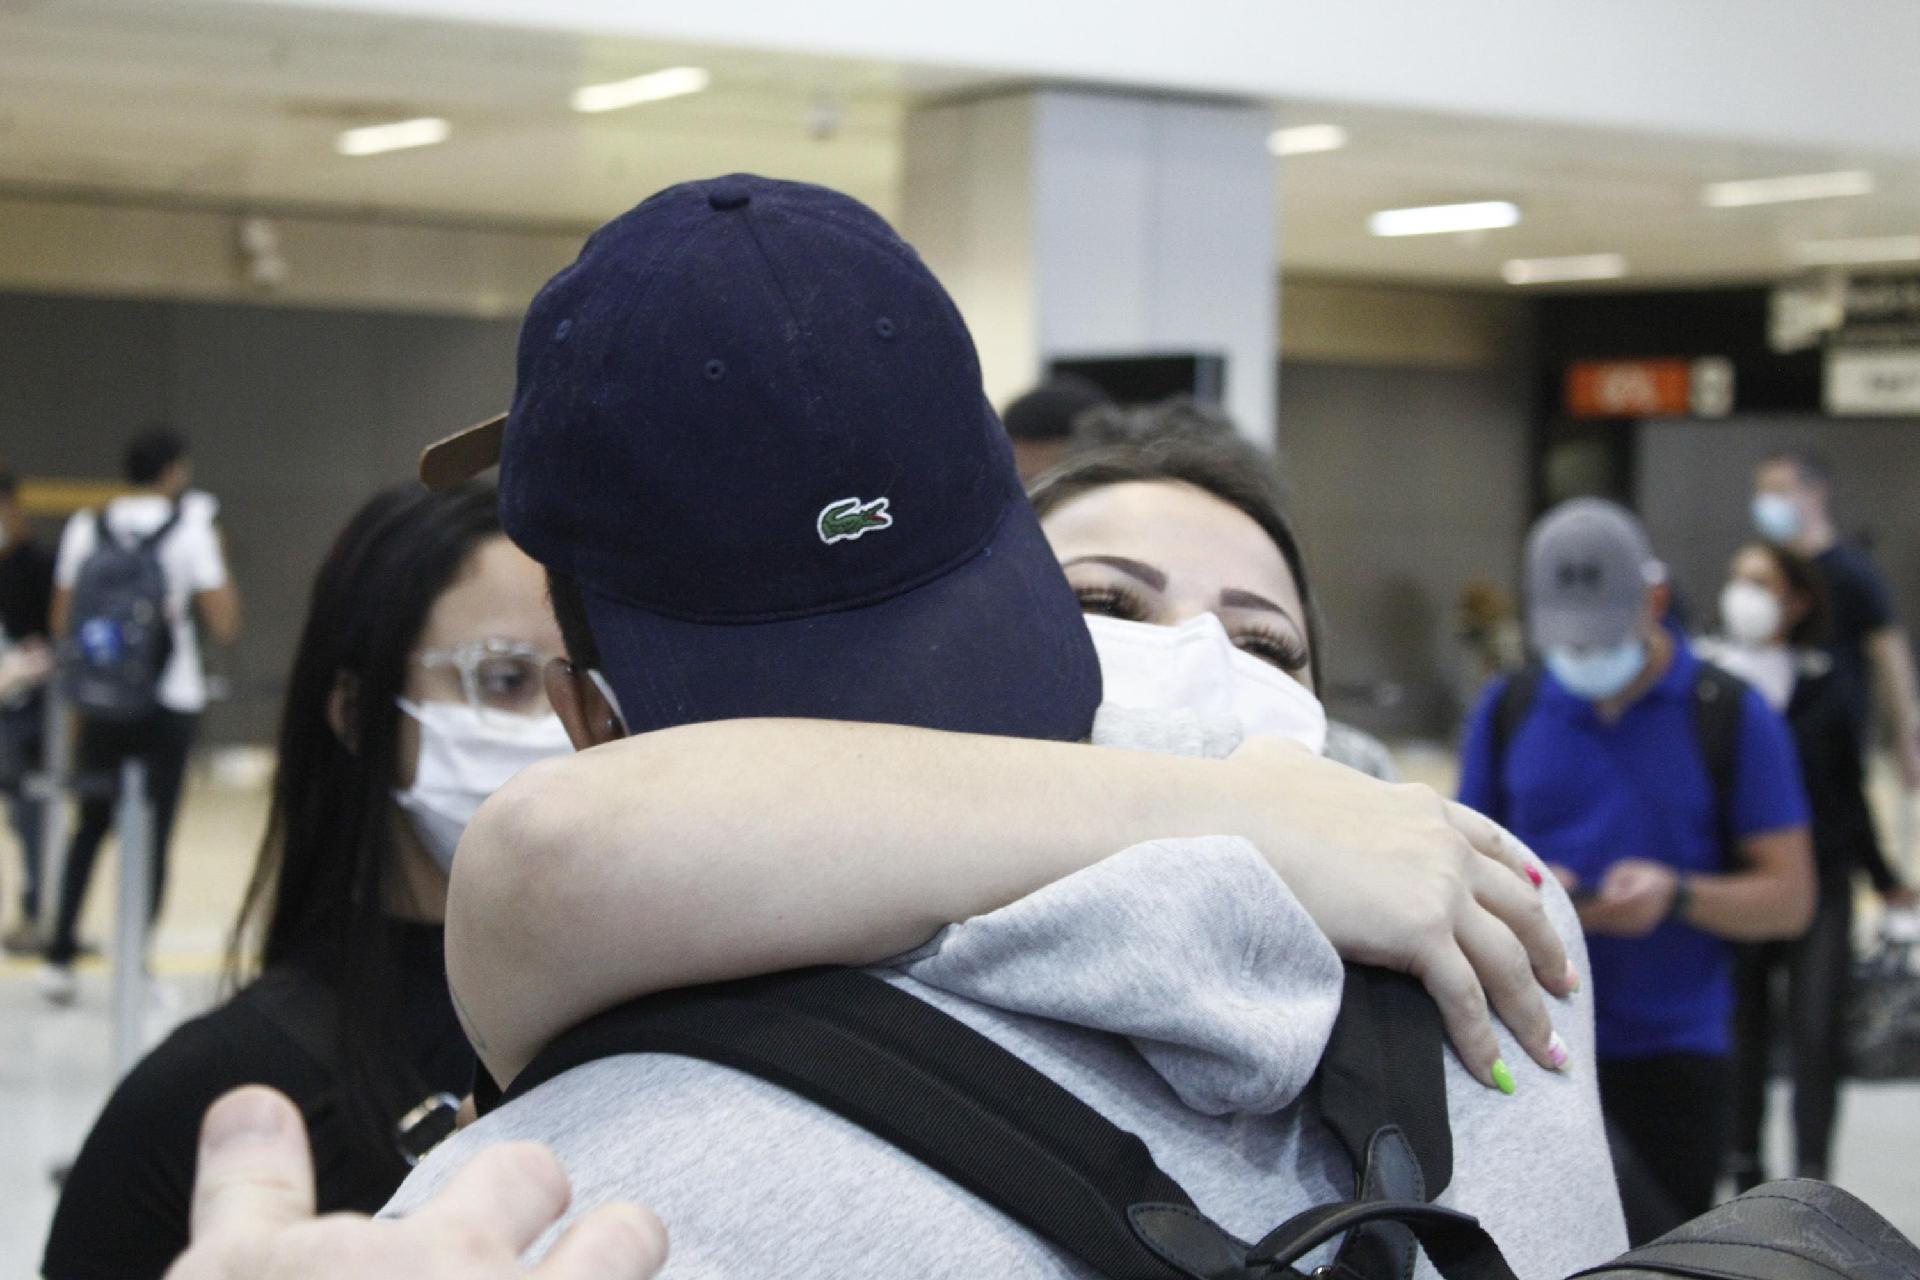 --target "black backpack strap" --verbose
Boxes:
[501,966,1204,1279]
[1690,662,1746,864]
[1486,664,1543,827]
[500,965,1470,1280]
[1317,968,1455,1280]
[136,501,183,554]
